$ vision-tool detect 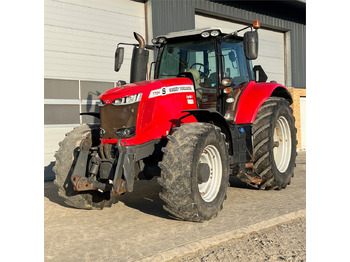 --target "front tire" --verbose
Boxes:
[158,123,229,222]
[252,97,297,189]
[53,125,119,209]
